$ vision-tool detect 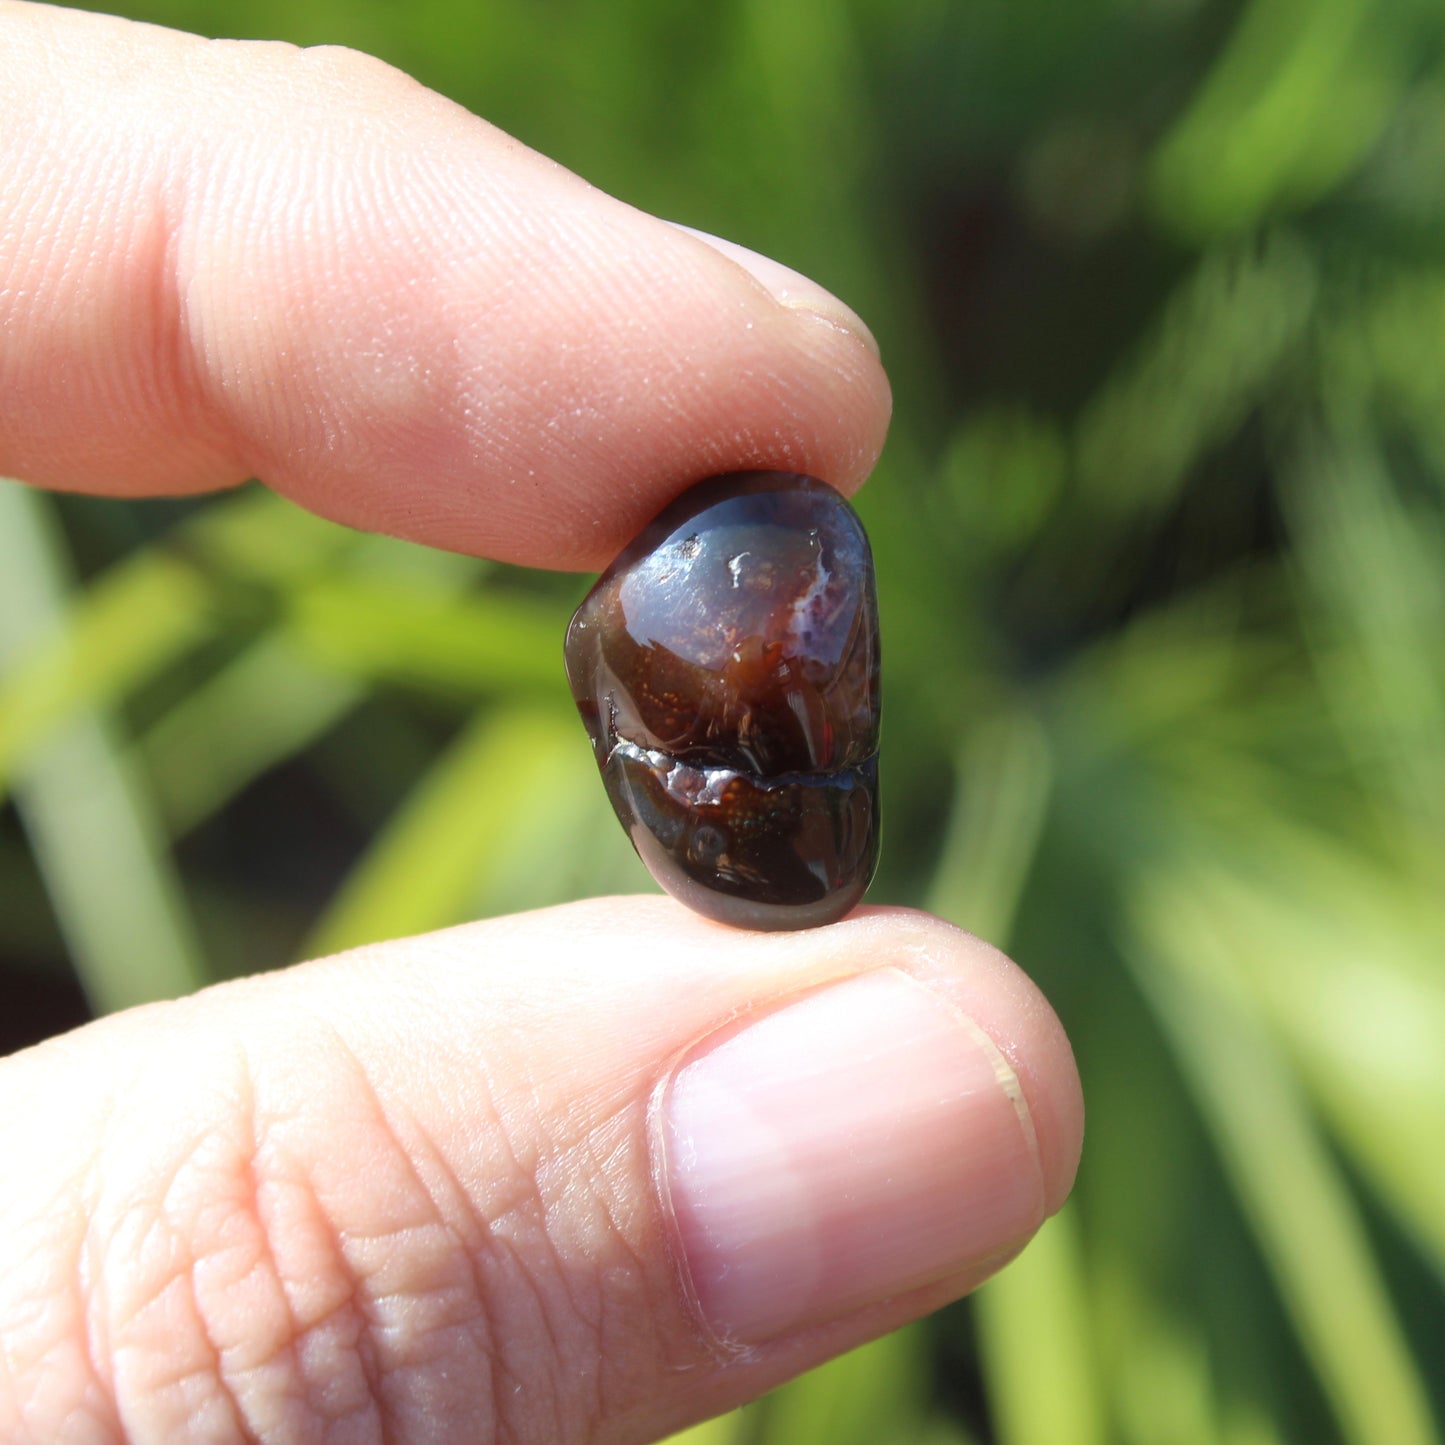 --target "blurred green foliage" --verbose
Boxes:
[4,0,1445,1440]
